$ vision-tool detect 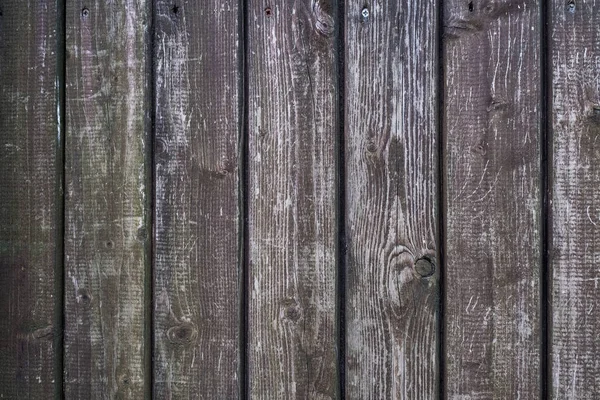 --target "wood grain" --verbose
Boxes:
[247,0,339,397]
[0,1,60,397]
[153,1,242,397]
[64,1,151,398]
[443,0,542,398]
[549,0,600,397]
[344,0,439,398]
